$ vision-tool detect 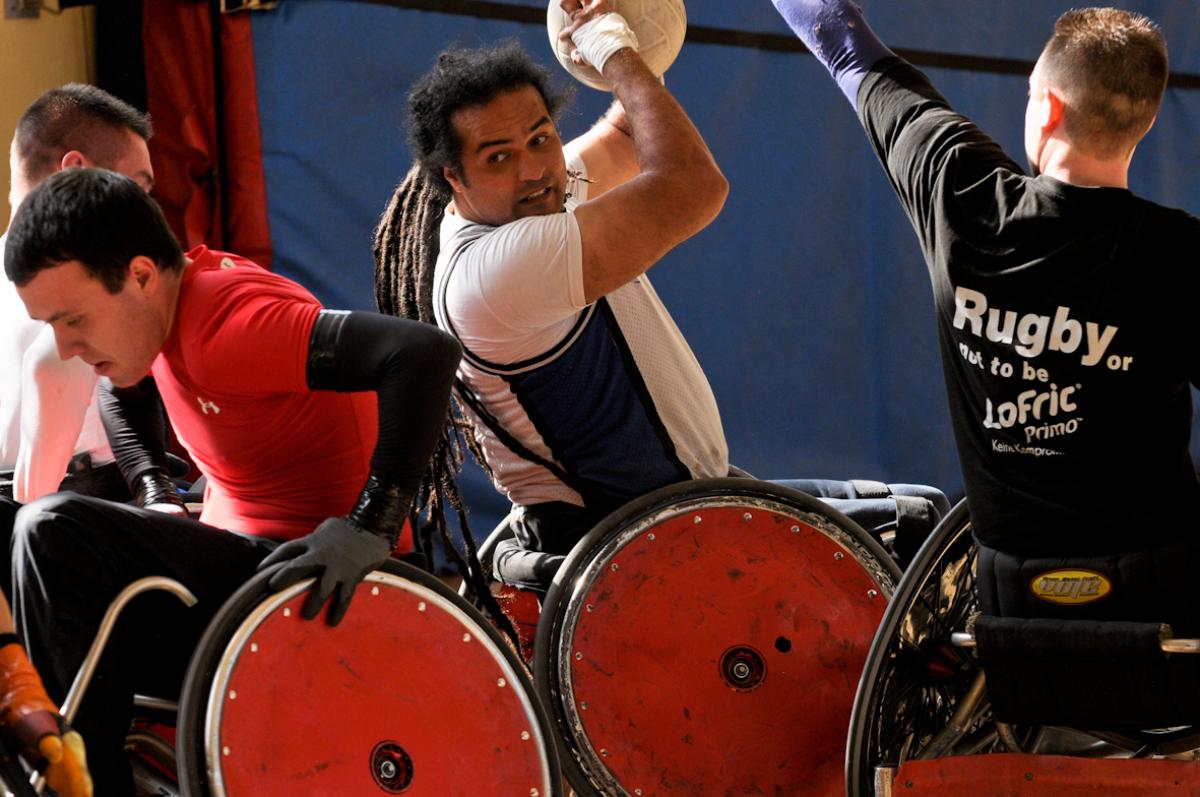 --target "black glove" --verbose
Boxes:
[258,517,393,626]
